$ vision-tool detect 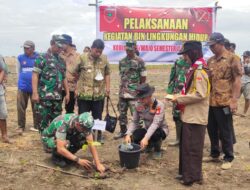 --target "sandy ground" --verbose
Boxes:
[0,57,250,190]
